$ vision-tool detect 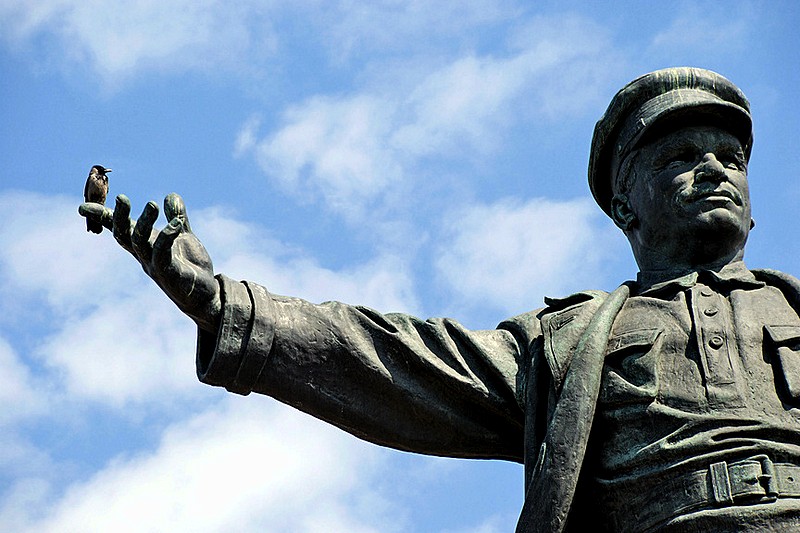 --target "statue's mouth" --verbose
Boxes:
[686,186,742,206]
